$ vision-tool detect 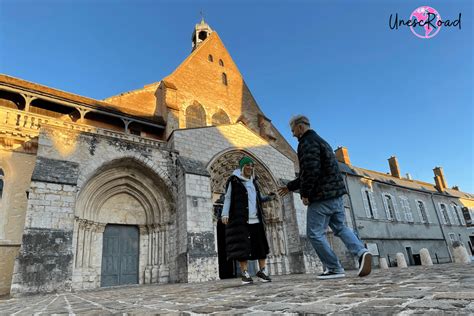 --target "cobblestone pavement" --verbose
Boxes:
[1,264,473,315]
